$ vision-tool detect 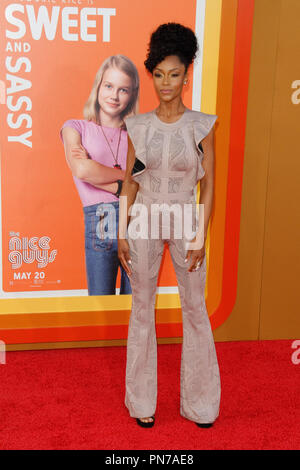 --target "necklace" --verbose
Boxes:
[99,121,122,169]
